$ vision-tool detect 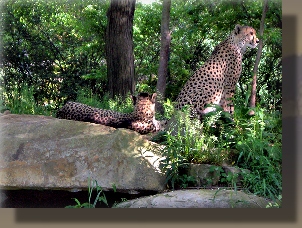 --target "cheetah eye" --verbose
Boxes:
[250,32,253,35]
